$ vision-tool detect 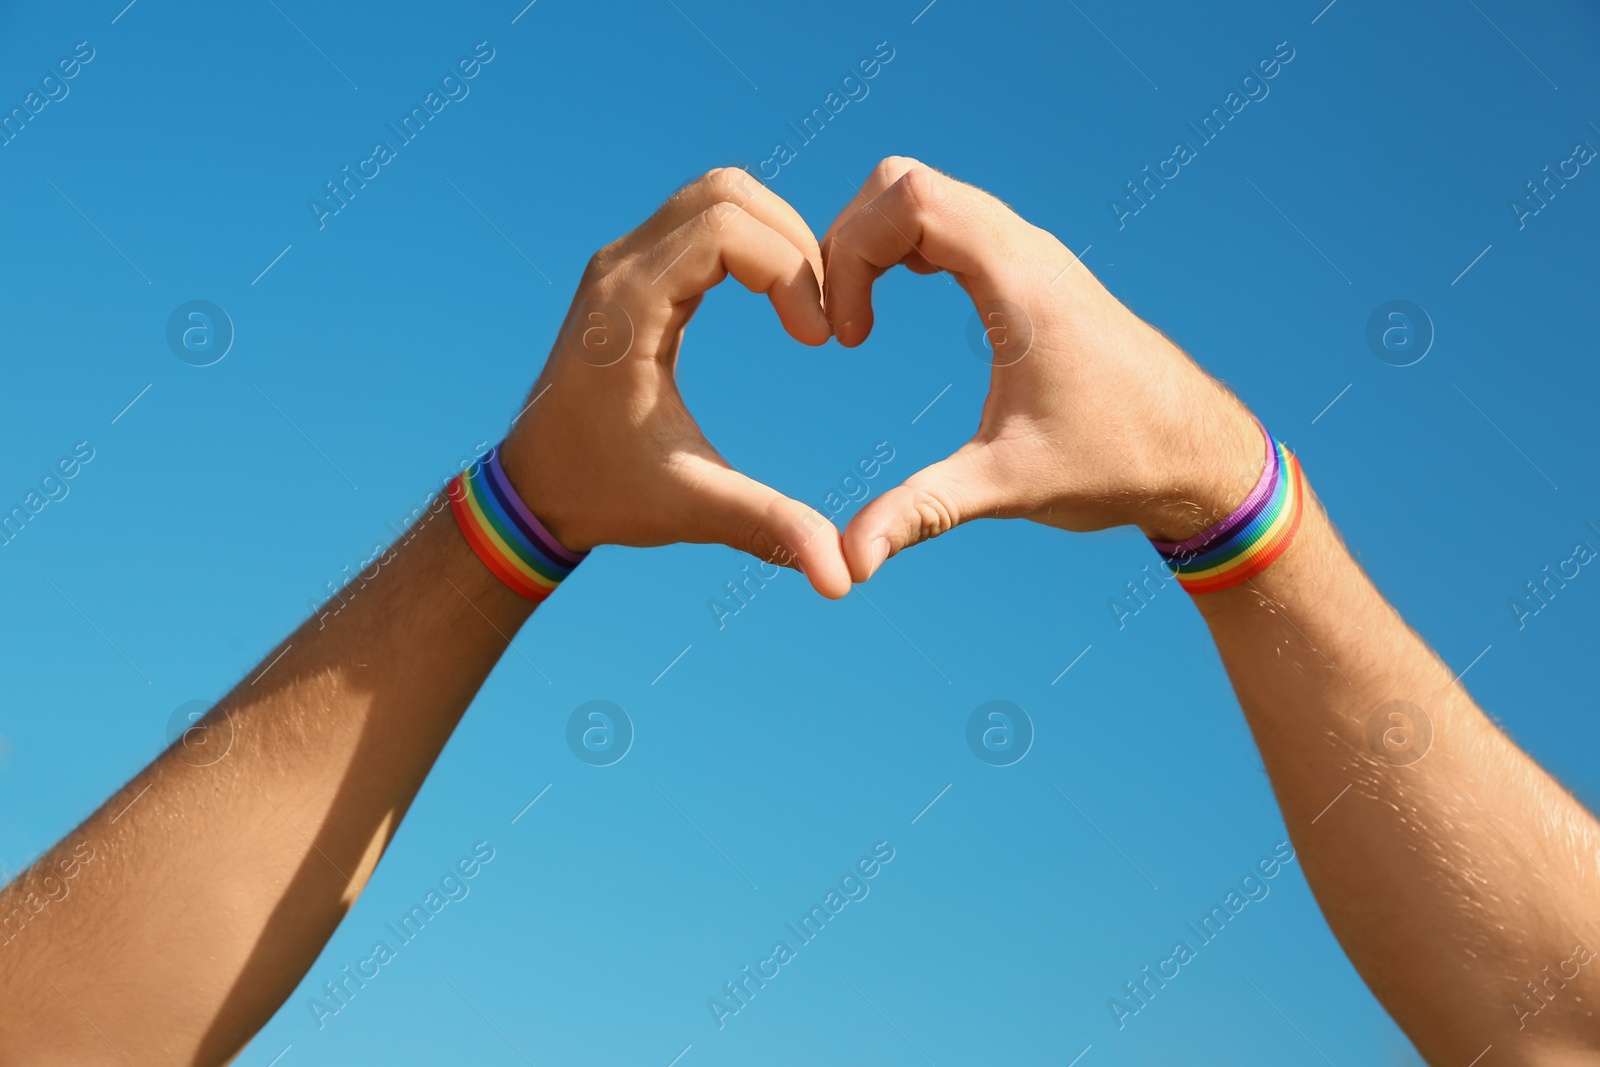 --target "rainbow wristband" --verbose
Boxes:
[1150,420,1306,595]
[448,445,586,602]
